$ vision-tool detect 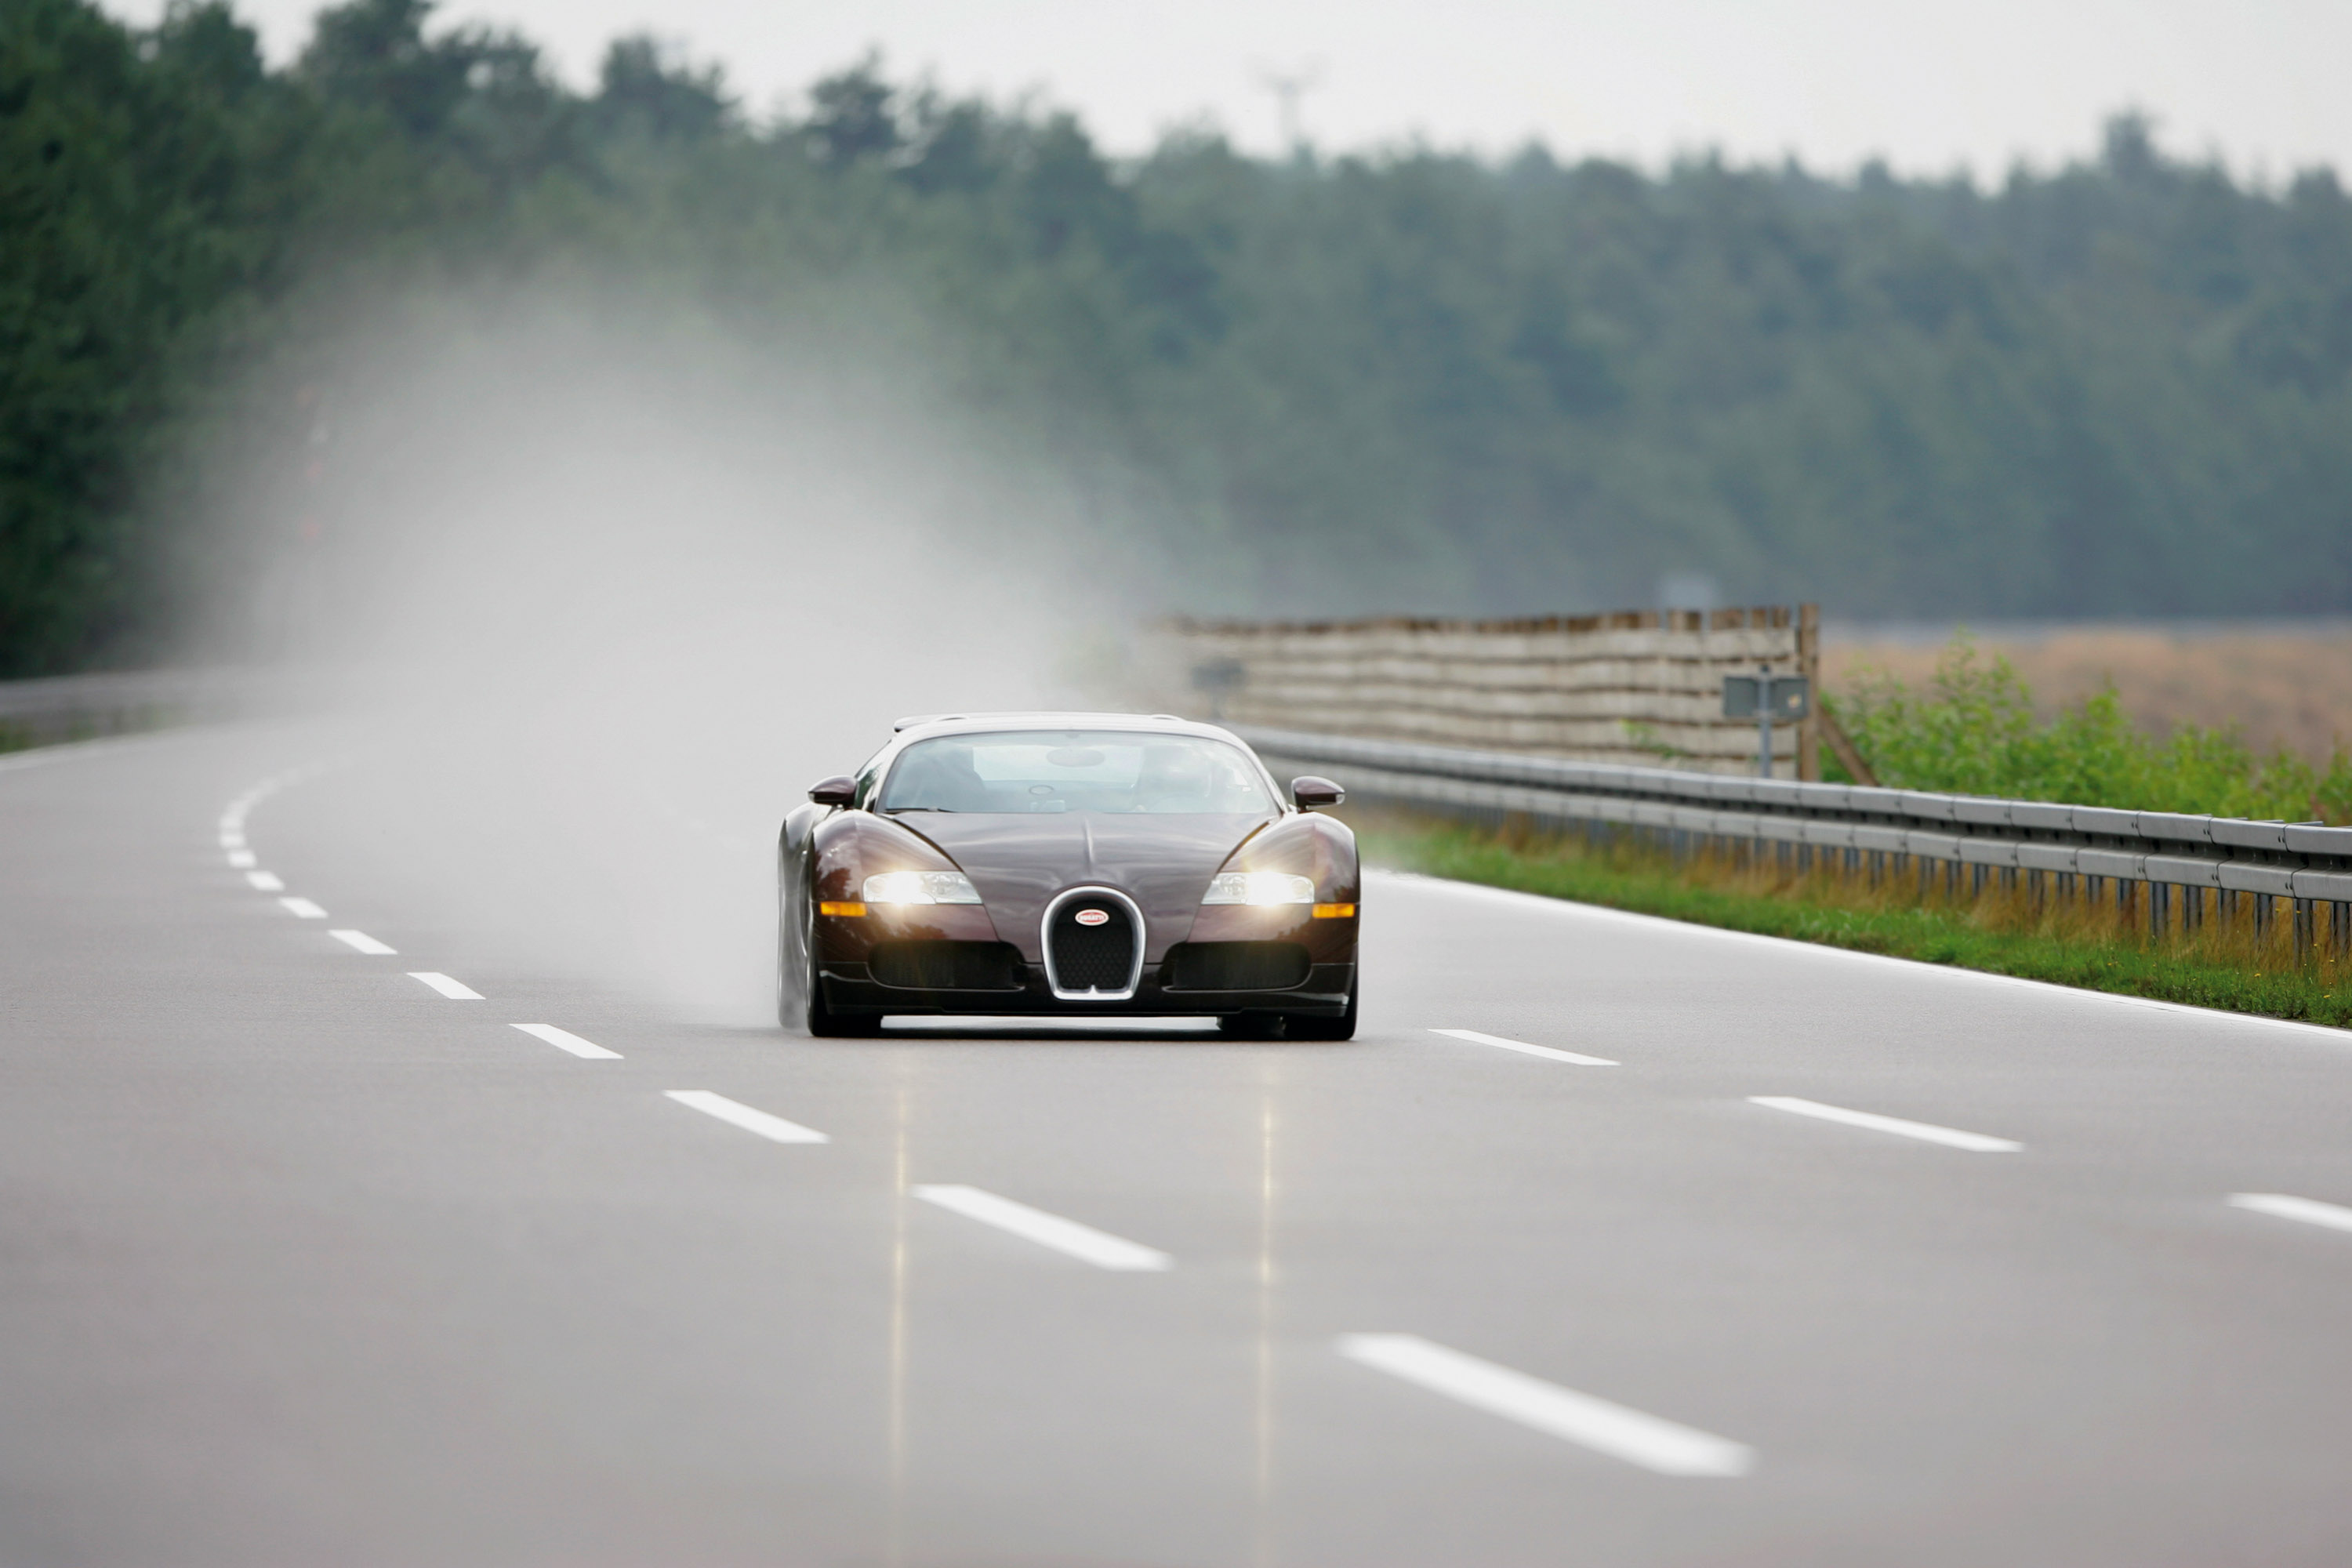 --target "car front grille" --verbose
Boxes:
[1046,898,1138,995]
